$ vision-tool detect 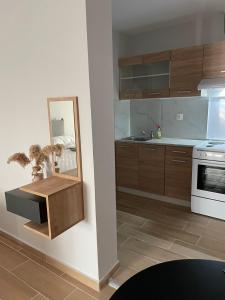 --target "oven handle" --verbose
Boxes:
[193,159,225,168]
